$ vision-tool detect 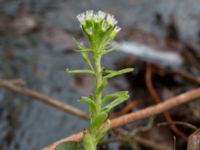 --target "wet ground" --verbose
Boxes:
[0,0,200,150]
